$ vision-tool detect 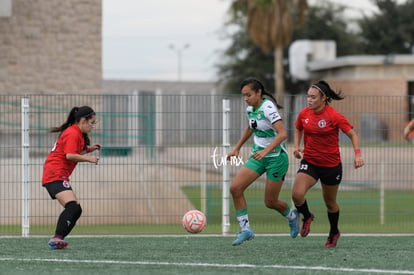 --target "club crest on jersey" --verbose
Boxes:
[250,119,258,129]
[318,119,327,128]
[62,180,71,188]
